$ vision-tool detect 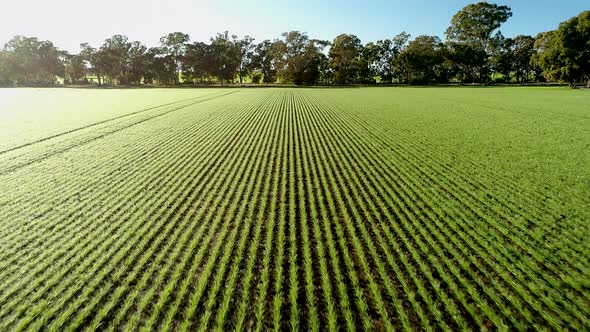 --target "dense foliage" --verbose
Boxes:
[0,2,588,87]
[532,11,590,87]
